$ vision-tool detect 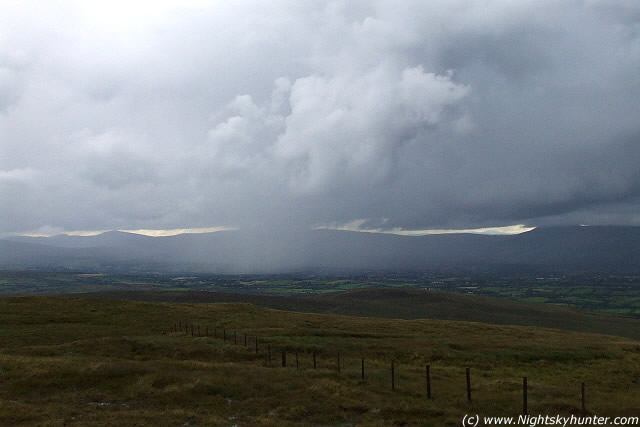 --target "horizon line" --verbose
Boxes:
[8,224,536,238]
[8,223,632,239]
